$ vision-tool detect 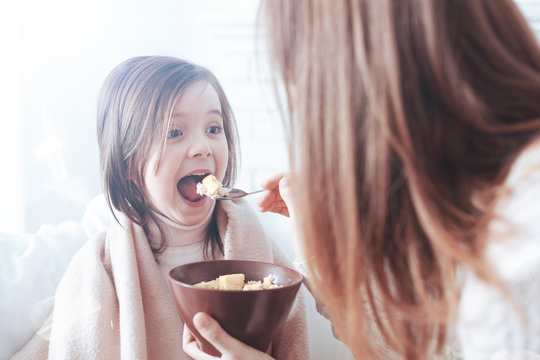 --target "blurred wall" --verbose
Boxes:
[0,0,285,234]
